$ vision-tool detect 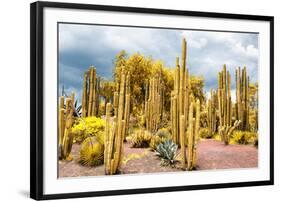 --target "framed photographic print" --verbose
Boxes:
[30,1,274,200]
